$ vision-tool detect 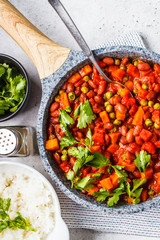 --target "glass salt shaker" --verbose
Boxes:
[0,126,34,157]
